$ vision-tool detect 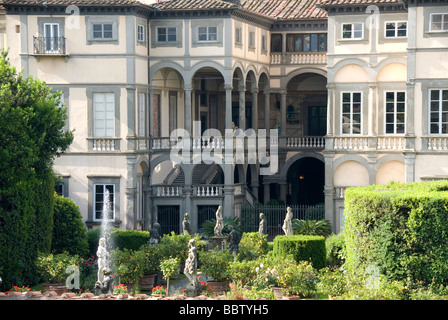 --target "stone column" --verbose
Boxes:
[239,85,246,130]
[280,90,287,136]
[264,91,270,131]
[323,152,335,232]
[406,81,415,150]
[149,88,155,137]
[184,84,192,133]
[251,88,258,130]
[225,84,233,129]
[125,154,137,229]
